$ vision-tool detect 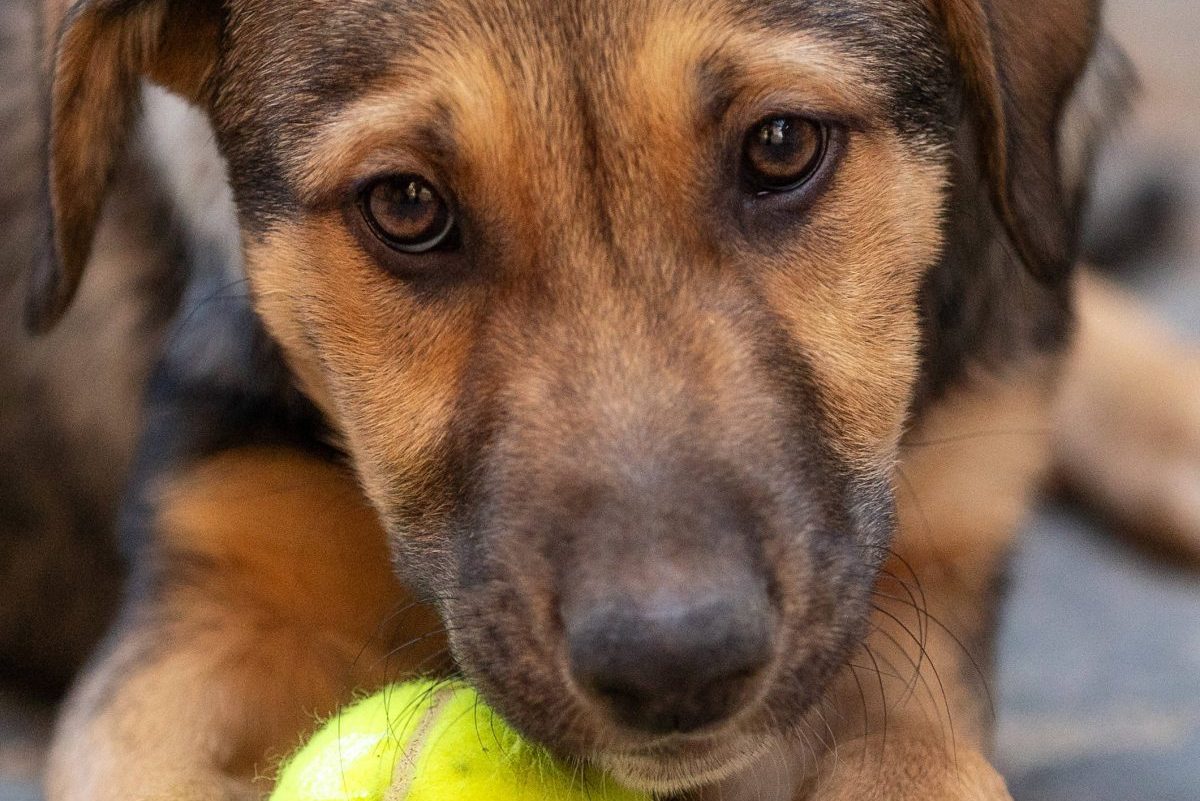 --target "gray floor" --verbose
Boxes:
[998,510,1200,801]
[0,691,47,801]
[2,3,1198,801]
